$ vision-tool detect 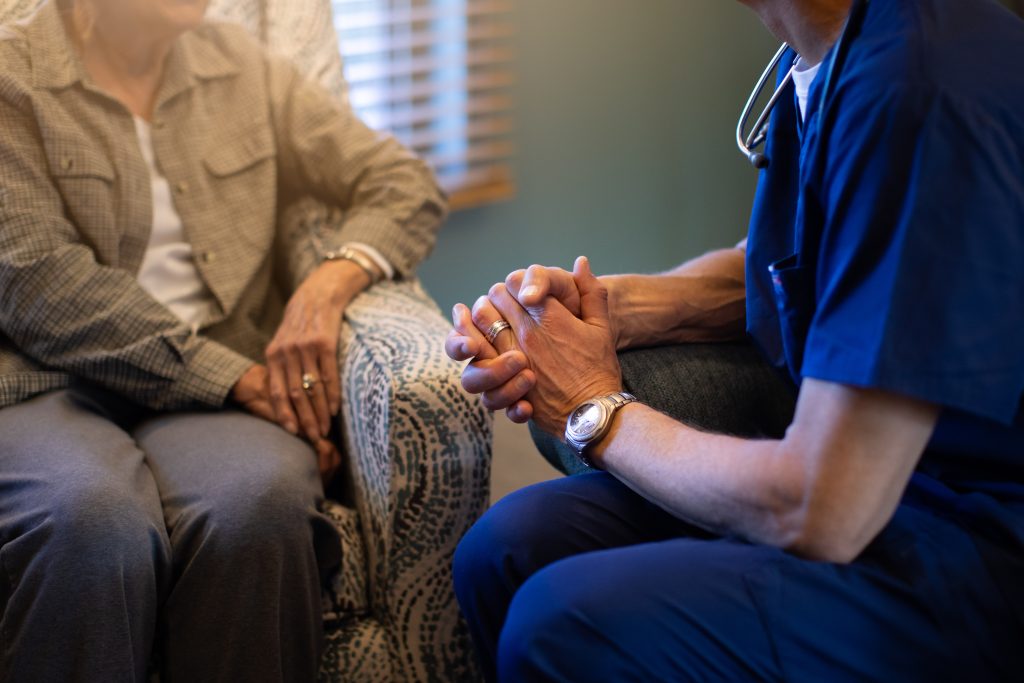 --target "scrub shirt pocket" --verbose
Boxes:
[768,253,816,383]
